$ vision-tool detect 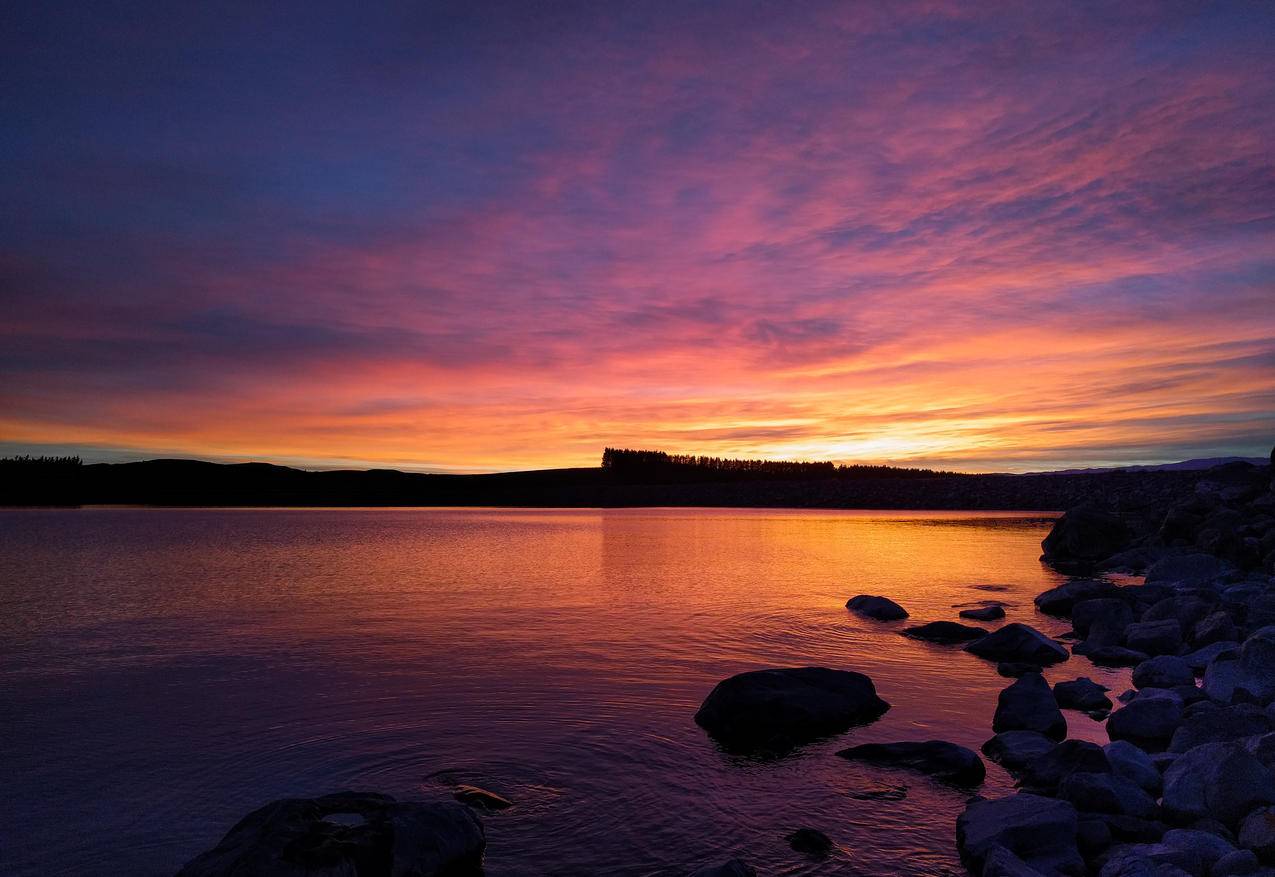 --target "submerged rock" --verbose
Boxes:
[451,785,512,811]
[175,792,485,877]
[836,740,985,786]
[688,860,757,877]
[994,673,1067,740]
[846,594,908,621]
[967,623,1070,665]
[694,667,889,750]
[786,827,833,857]
[961,605,1007,621]
[956,793,1084,876]
[1055,677,1113,712]
[902,620,989,643]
